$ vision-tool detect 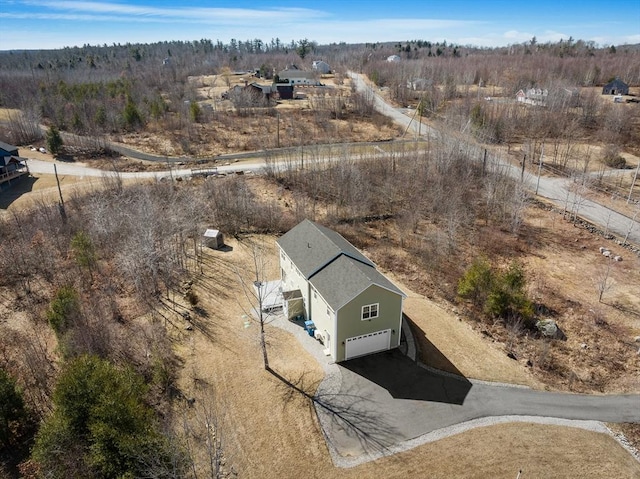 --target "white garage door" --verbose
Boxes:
[345,329,391,360]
